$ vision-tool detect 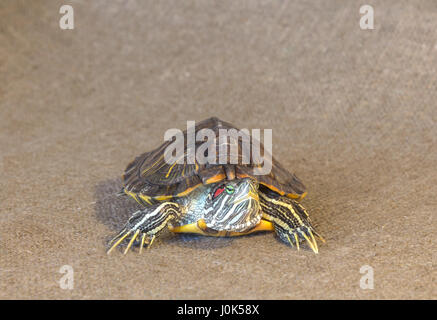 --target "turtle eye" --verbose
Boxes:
[225,185,235,194]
